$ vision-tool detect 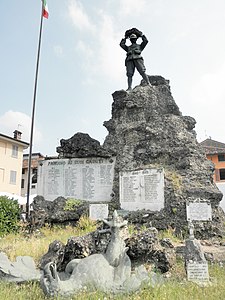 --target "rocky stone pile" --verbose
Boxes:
[40,226,175,273]
[56,132,111,158]
[30,196,89,226]
[102,75,225,238]
[37,75,225,238]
